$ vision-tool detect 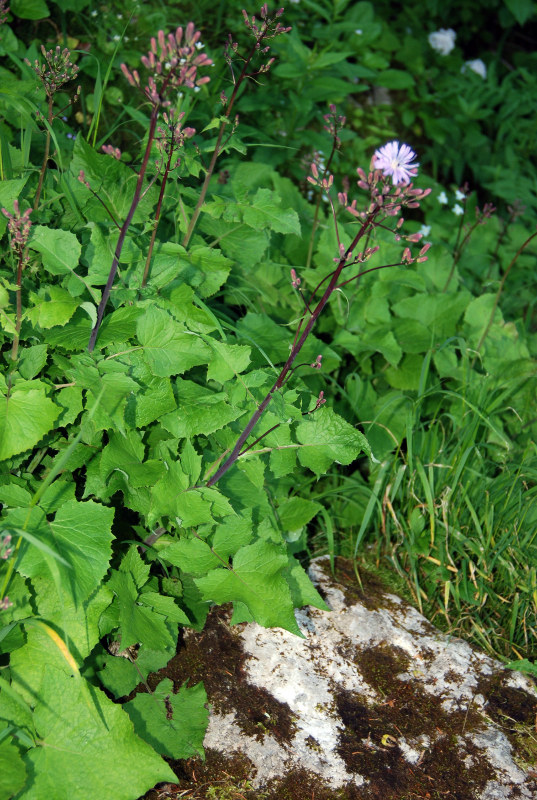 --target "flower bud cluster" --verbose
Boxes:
[101,144,122,160]
[2,201,32,260]
[338,163,431,221]
[310,354,323,370]
[1,533,13,560]
[0,595,13,611]
[225,6,290,77]
[314,390,326,410]
[121,24,212,108]
[156,109,196,157]
[0,0,9,26]
[25,45,79,98]
[307,162,333,191]
[242,5,290,40]
[290,268,301,288]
